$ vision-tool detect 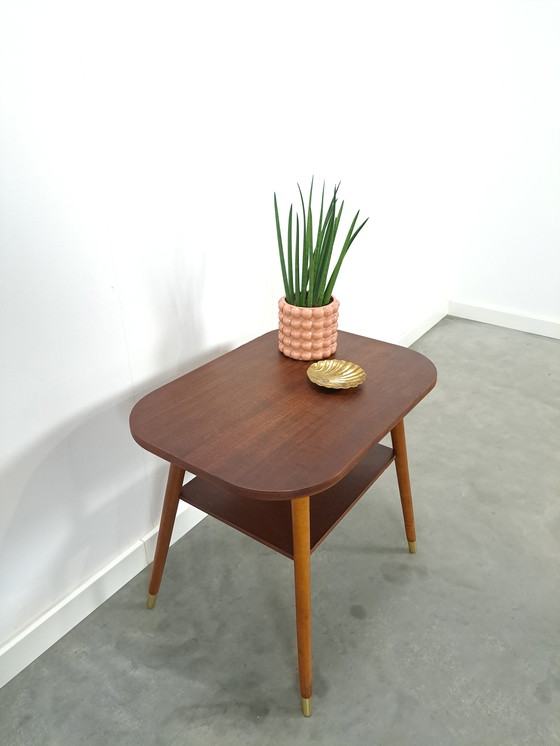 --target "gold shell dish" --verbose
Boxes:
[307,359,366,389]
